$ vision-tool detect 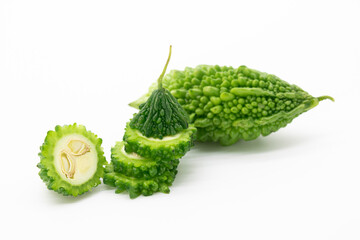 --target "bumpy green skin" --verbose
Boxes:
[103,164,177,199]
[130,88,189,139]
[123,122,197,161]
[37,123,107,197]
[111,141,179,179]
[130,65,333,145]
